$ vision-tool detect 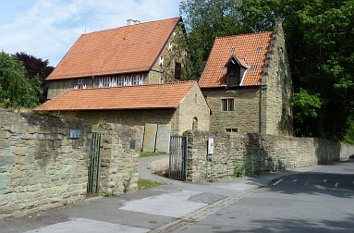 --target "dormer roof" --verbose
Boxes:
[199,31,272,88]
[225,55,249,69]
